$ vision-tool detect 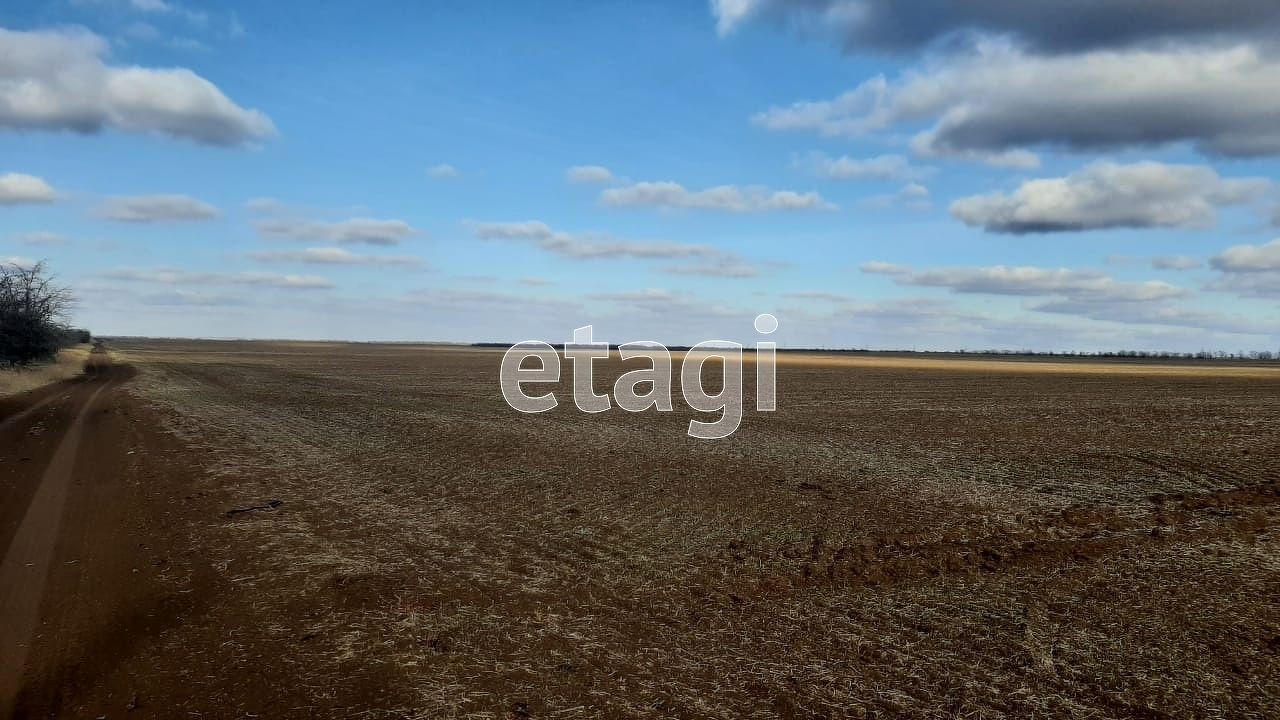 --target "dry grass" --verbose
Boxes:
[0,344,92,399]
[766,351,1280,378]
[112,339,1280,718]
